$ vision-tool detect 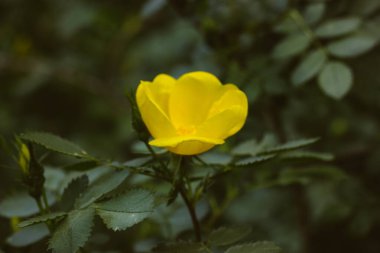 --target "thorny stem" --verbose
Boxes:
[179,186,202,242]
[36,197,45,214]
[35,196,53,232]
[42,190,50,213]
[172,155,202,242]
[144,141,169,176]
